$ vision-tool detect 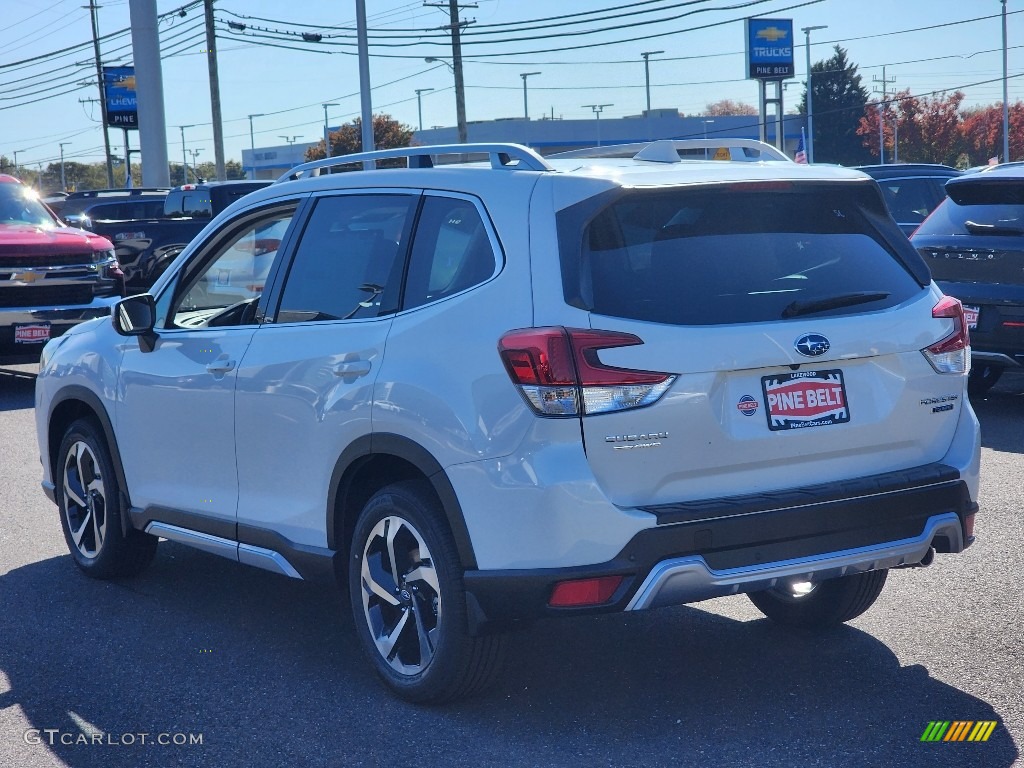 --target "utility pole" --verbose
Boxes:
[426,0,476,143]
[204,0,226,181]
[178,125,194,183]
[640,51,663,113]
[87,0,115,187]
[873,66,896,164]
[322,103,337,158]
